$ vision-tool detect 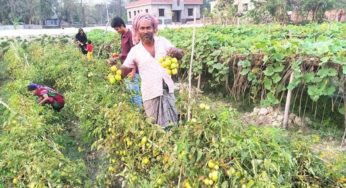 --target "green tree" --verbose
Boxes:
[335,0,346,9]
[266,0,291,22]
[56,0,79,24]
[248,0,337,23]
[39,0,57,24]
[299,0,336,22]
[212,0,236,24]
[0,0,12,24]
